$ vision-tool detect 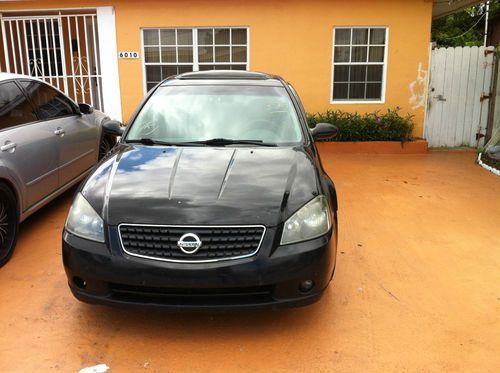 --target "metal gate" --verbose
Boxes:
[425,46,495,148]
[0,12,103,110]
